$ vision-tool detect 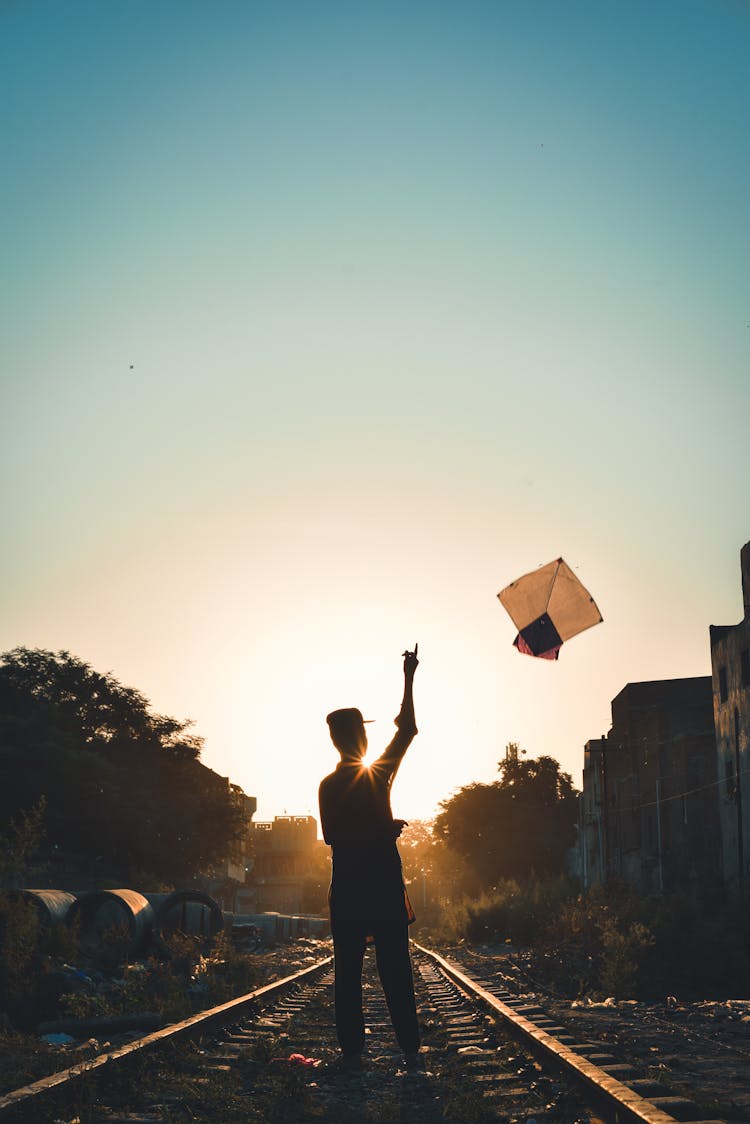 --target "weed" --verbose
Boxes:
[598,915,654,999]
[203,930,258,1001]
